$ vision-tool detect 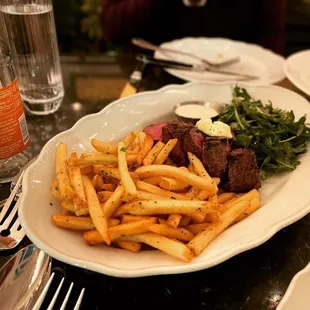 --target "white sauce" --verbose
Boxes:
[175,104,219,119]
